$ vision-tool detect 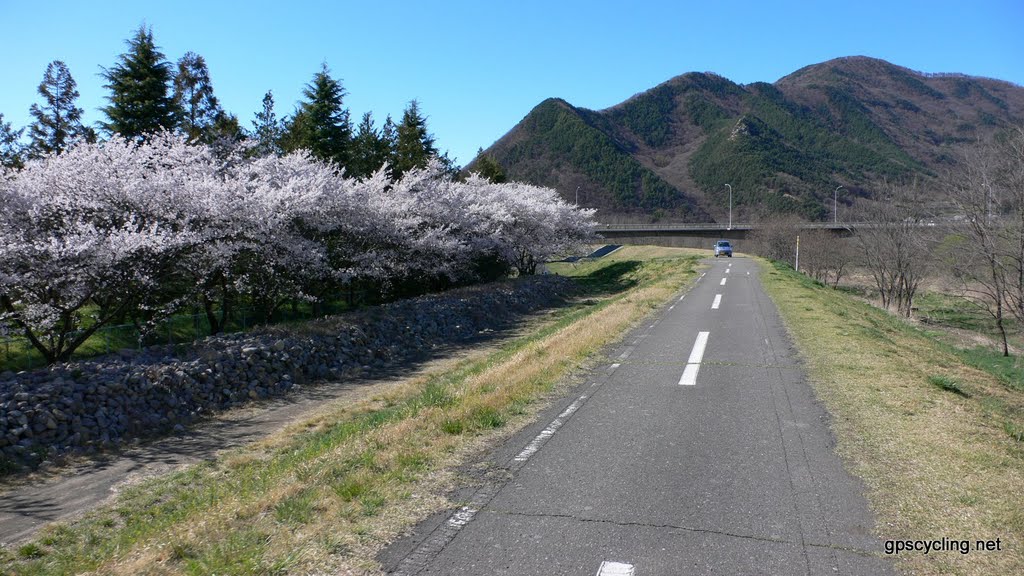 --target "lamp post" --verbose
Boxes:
[834,185,843,224]
[725,183,732,230]
[575,186,580,205]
